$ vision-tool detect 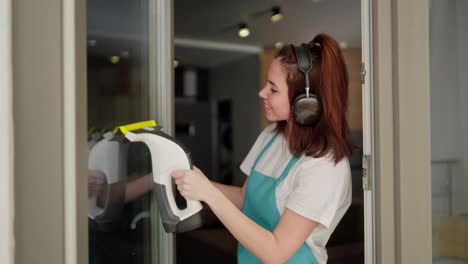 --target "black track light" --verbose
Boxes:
[271,6,283,22]
[238,22,250,38]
